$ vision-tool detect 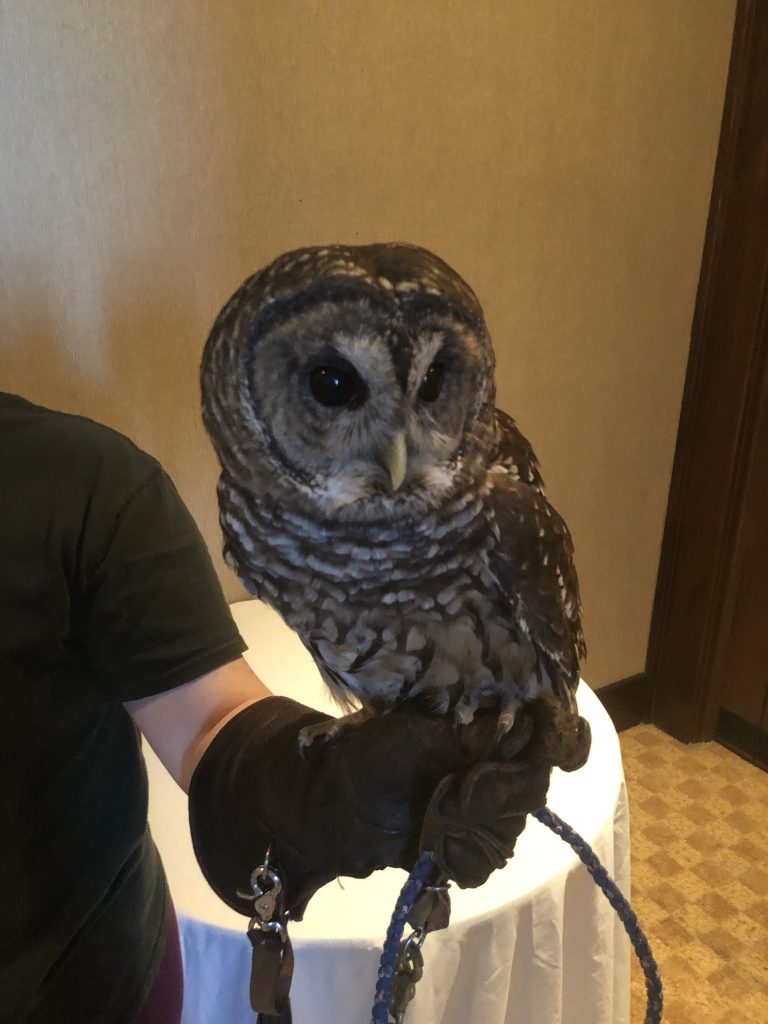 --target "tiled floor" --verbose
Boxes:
[620,725,768,1023]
